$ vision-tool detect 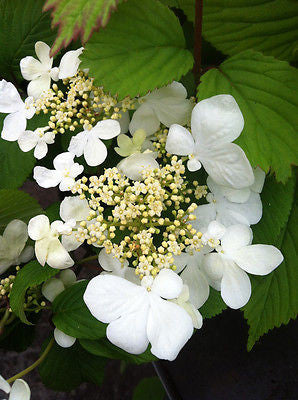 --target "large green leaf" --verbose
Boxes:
[80,337,157,364]
[44,0,122,56]
[132,377,165,400]
[0,189,42,234]
[243,174,297,350]
[177,0,298,62]
[0,0,55,81]
[198,50,298,183]
[10,261,59,324]
[39,339,106,391]
[52,280,107,340]
[81,0,194,99]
